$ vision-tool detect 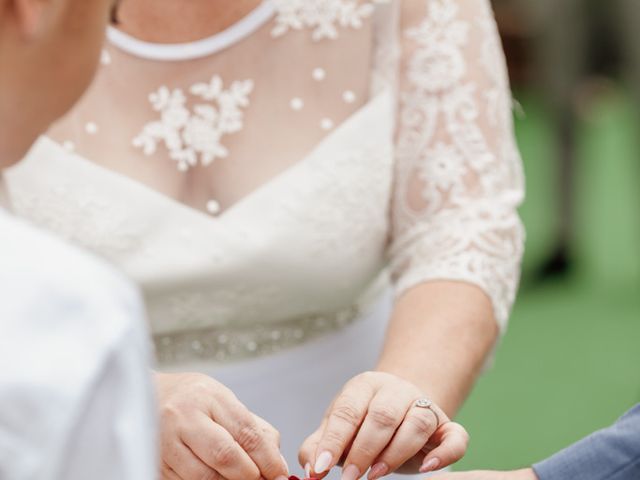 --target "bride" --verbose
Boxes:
[6,0,524,479]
